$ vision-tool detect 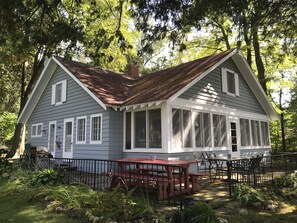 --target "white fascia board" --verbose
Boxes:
[171,98,271,121]
[231,52,279,121]
[168,48,237,102]
[120,100,165,111]
[18,58,57,123]
[52,57,107,110]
